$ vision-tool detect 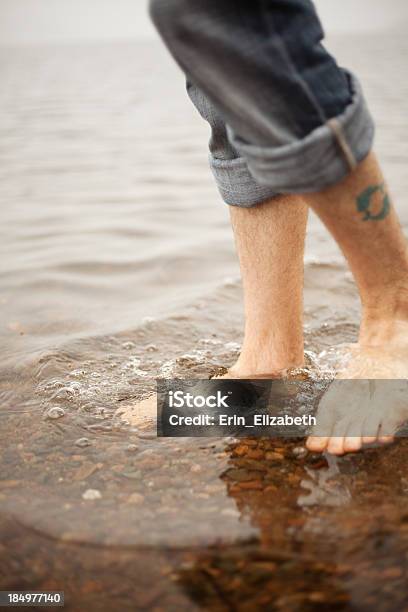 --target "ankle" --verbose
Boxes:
[360,268,408,311]
[360,291,408,346]
[232,343,304,377]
